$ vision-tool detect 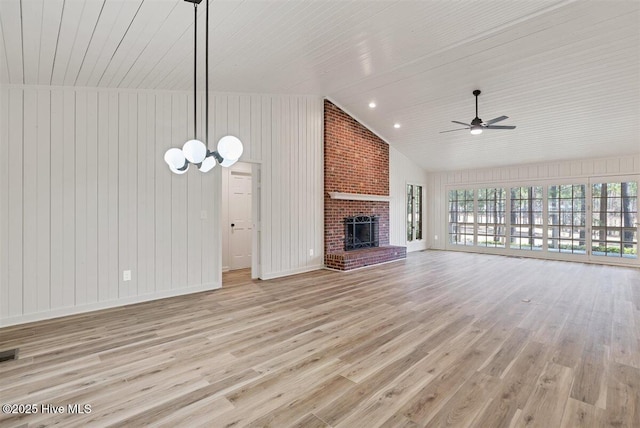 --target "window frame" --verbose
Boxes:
[444,175,639,266]
[407,183,425,243]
